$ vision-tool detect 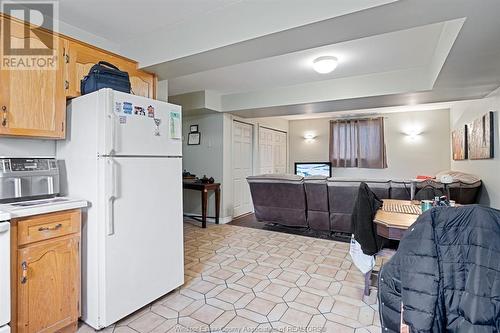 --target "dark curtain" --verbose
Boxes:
[329,117,387,169]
